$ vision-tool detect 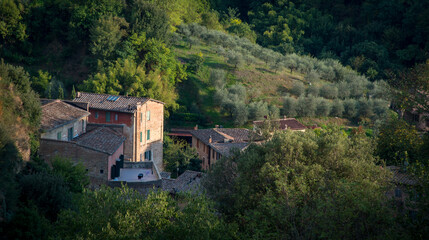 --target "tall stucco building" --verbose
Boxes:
[73,92,164,171]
